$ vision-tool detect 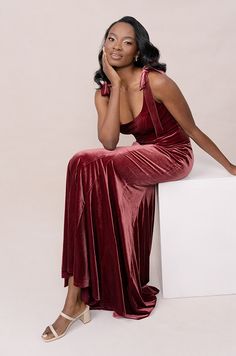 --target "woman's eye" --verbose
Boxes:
[107,37,132,45]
